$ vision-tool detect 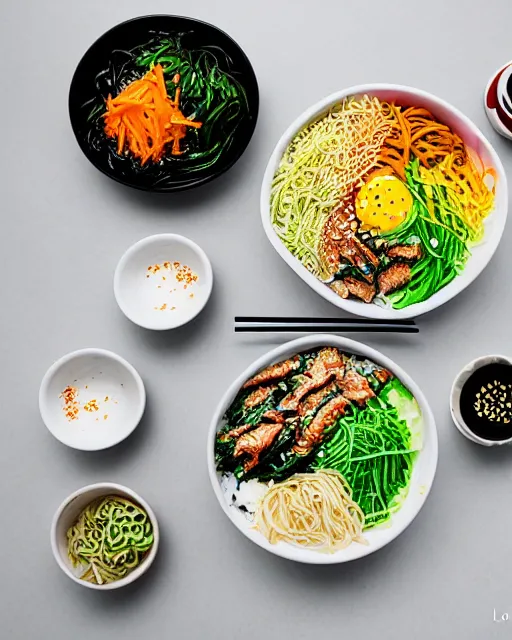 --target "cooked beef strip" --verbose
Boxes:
[244,385,276,409]
[261,410,285,423]
[344,277,376,303]
[321,202,379,282]
[330,280,349,298]
[279,348,344,411]
[293,396,351,455]
[234,422,285,471]
[387,244,422,261]
[298,381,338,417]
[378,263,411,295]
[342,369,375,405]
[219,423,255,442]
[243,356,301,389]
